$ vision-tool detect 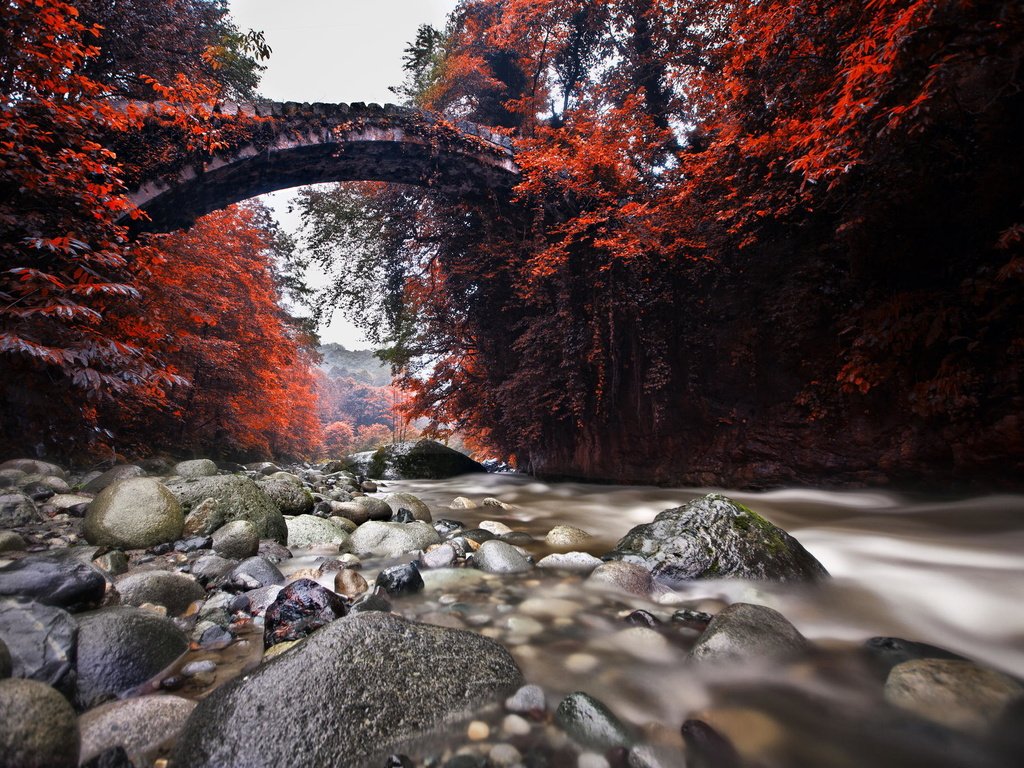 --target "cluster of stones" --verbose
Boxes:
[2,457,1021,767]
